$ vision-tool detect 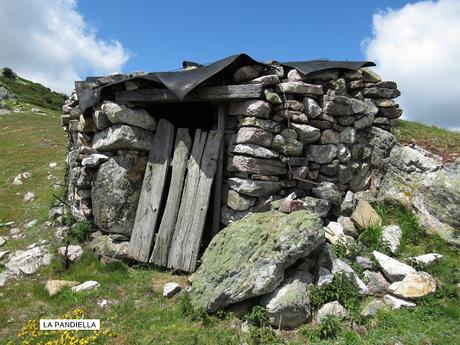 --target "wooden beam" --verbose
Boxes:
[150,128,192,266]
[114,84,264,103]
[211,105,226,237]
[128,119,175,262]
